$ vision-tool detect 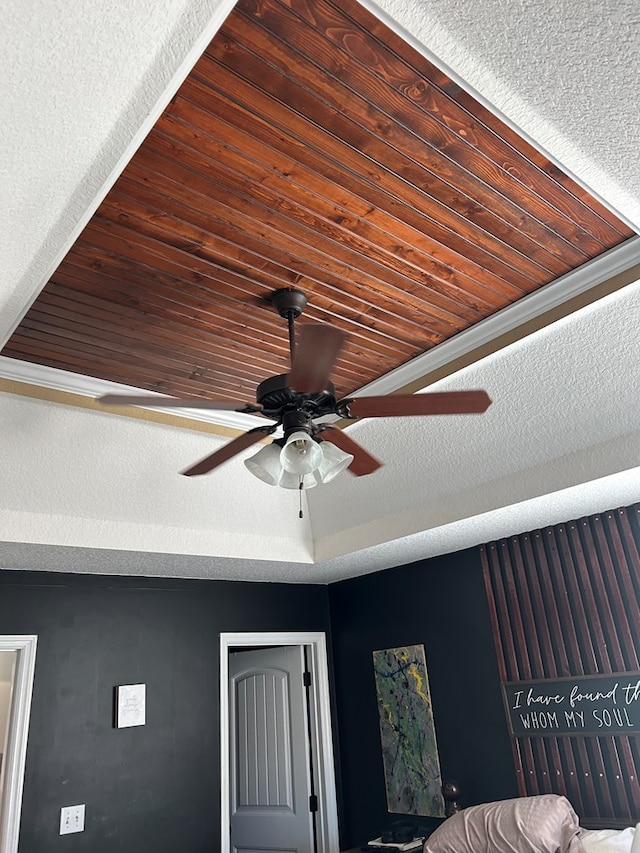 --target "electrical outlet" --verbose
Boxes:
[60,804,85,835]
